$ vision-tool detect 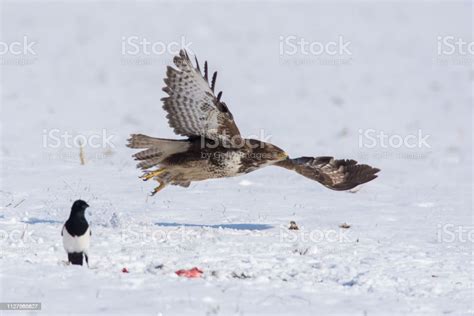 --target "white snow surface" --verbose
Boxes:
[0,1,472,315]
